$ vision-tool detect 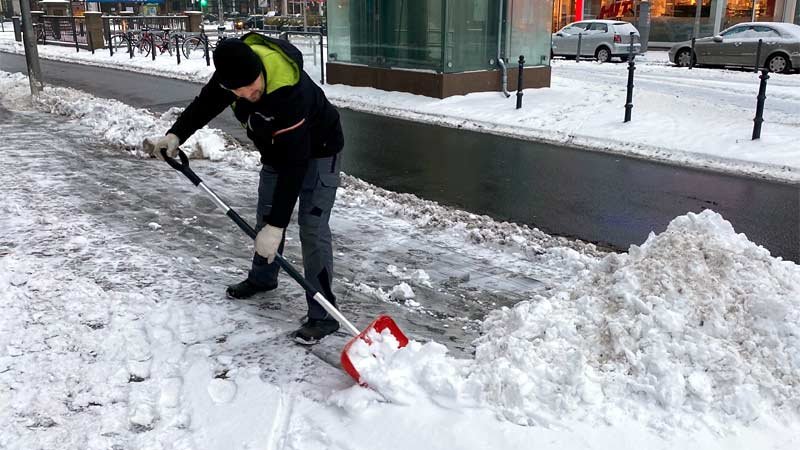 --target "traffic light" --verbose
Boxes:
[200,0,207,7]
